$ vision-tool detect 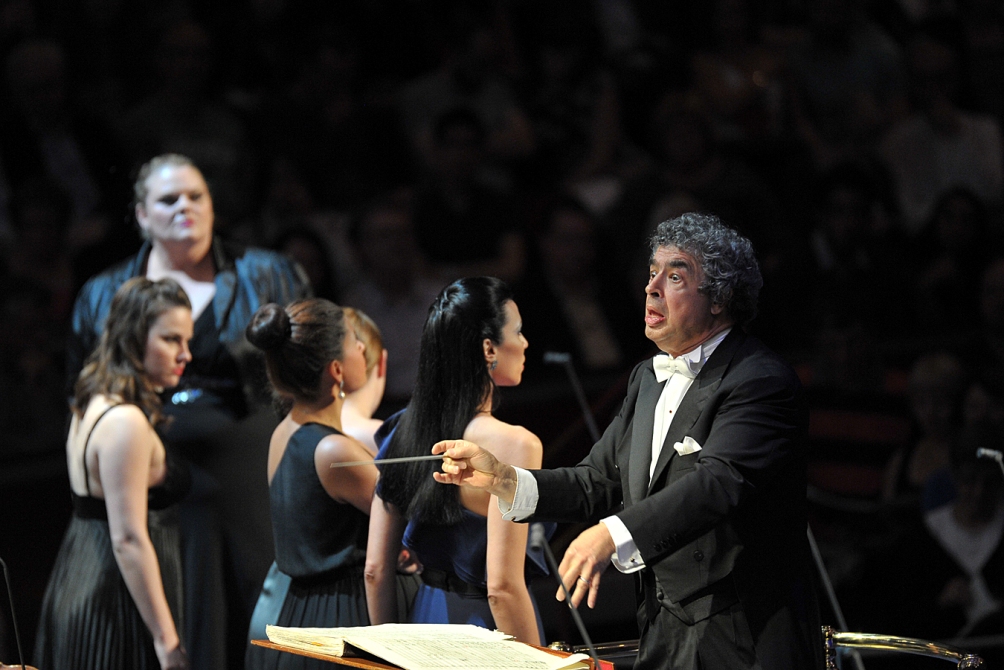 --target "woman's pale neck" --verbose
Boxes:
[148,240,215,281]
[344,379,382,419]
[288,397,344,432]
